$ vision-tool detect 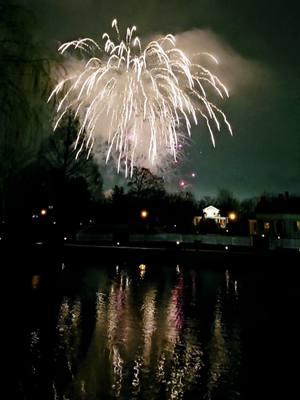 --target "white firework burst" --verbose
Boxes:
[48,19,232,176]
